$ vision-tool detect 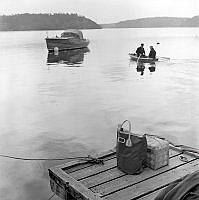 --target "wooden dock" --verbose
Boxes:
[49,146,199,200]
